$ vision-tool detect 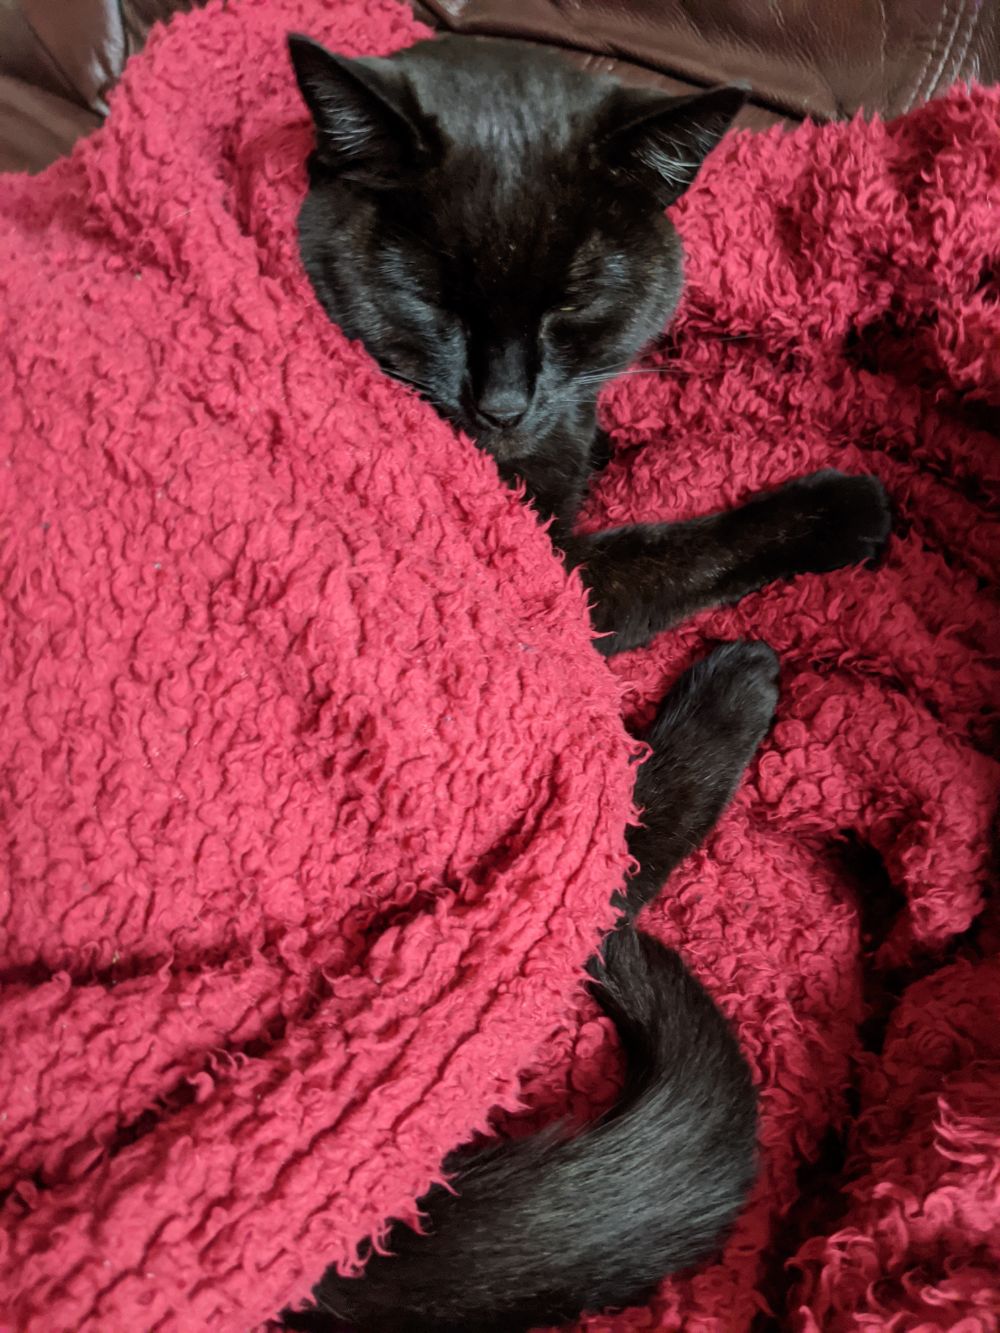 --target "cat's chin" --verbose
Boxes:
[457,405,595,465]
[469,426,543,465]
[441,409,538,462]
